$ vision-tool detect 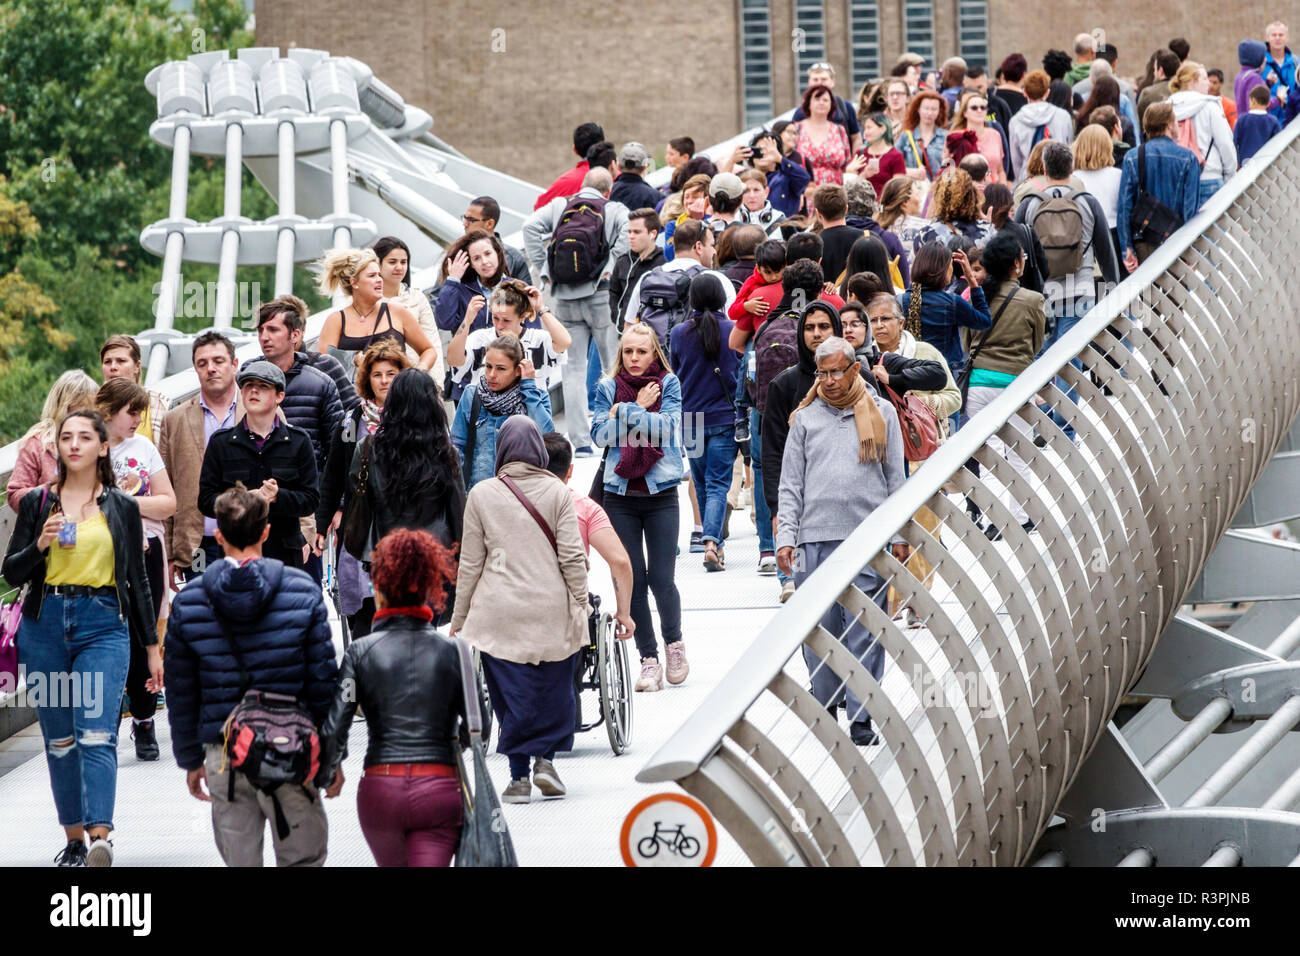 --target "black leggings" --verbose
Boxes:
[126,539,164,720]
[604,490,681,661]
